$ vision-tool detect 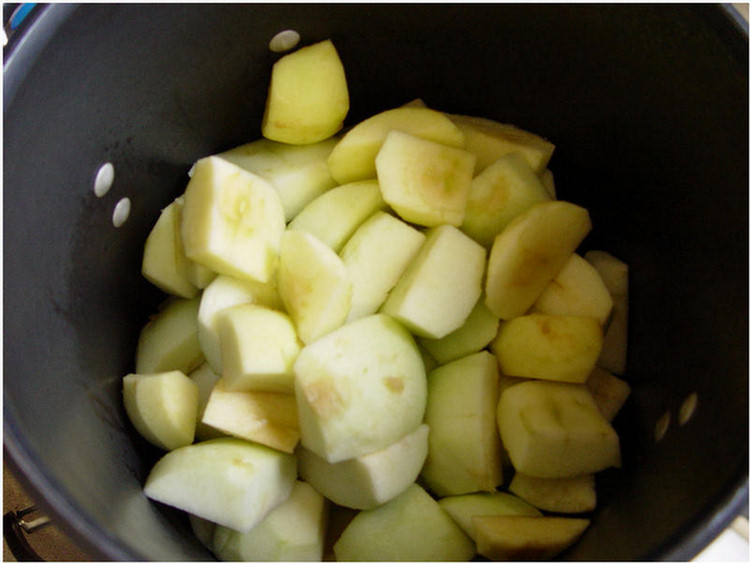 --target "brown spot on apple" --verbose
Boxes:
[383,376,404,393]
[304,377,344,420]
